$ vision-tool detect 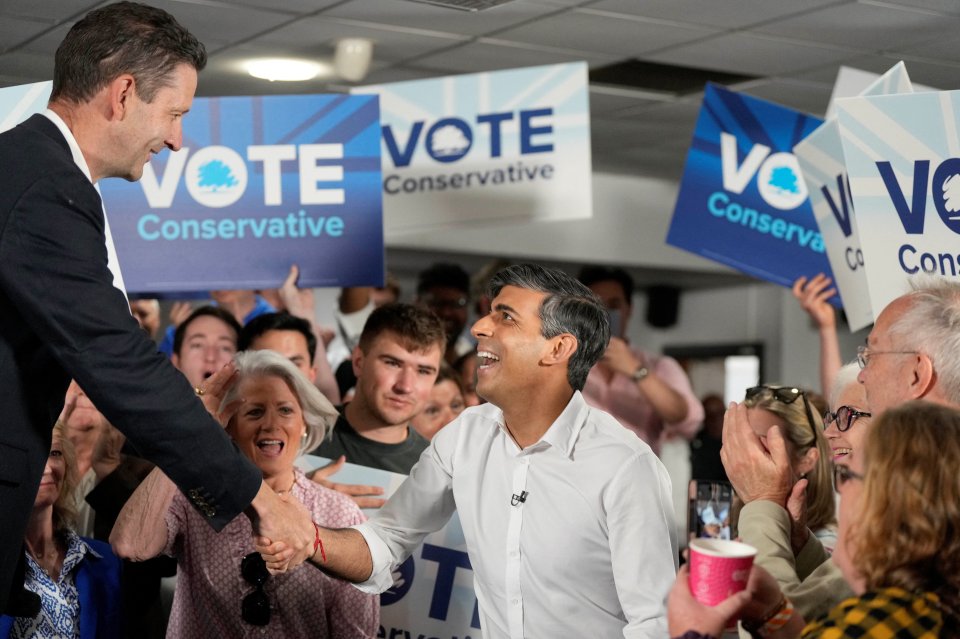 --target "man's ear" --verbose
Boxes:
[171,353,180,369]
[543,333,578,367]
[351,345,364,378]
[912,352,936,400]
[106,74,136,120]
